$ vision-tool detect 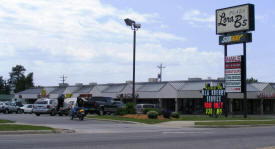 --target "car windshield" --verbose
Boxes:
[35,100,47,104]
